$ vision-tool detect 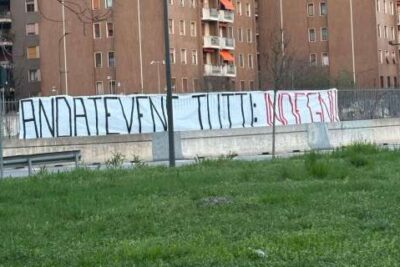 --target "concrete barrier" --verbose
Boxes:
[4,118,400,163]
